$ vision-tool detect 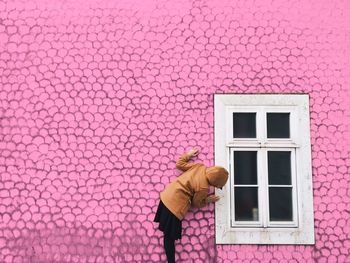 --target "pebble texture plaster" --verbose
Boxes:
[0,0,350,262]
